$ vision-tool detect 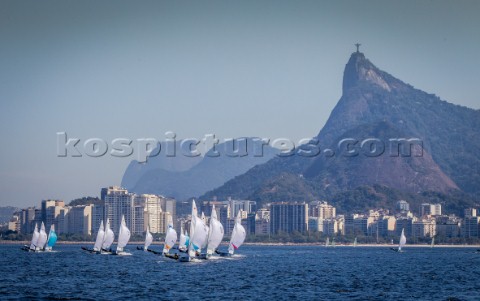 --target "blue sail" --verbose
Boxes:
[47,230,57,247]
